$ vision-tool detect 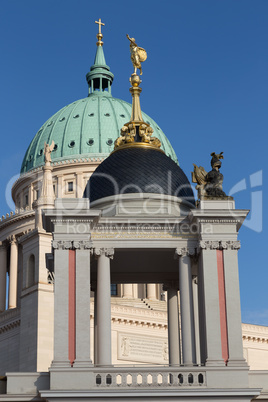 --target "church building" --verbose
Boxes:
[0,20,267,401]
